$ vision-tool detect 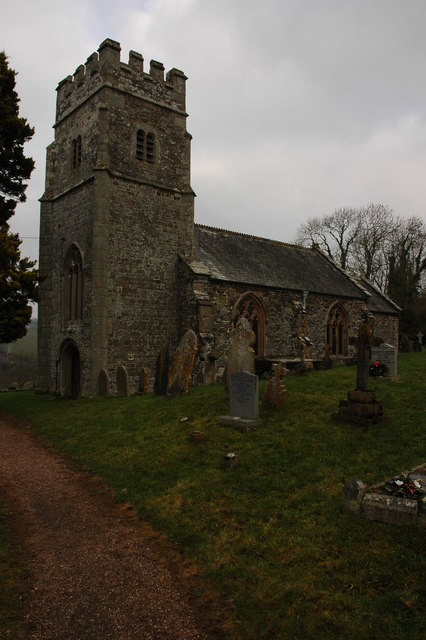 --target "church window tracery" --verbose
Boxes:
[326,303,348,356]
[63,245,83,322]
[232,293,265,356]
